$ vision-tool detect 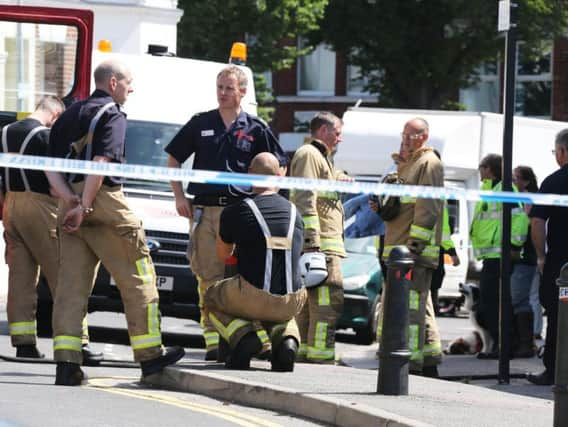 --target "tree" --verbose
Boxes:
[316,0,568,109]
[177,0,328,72]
